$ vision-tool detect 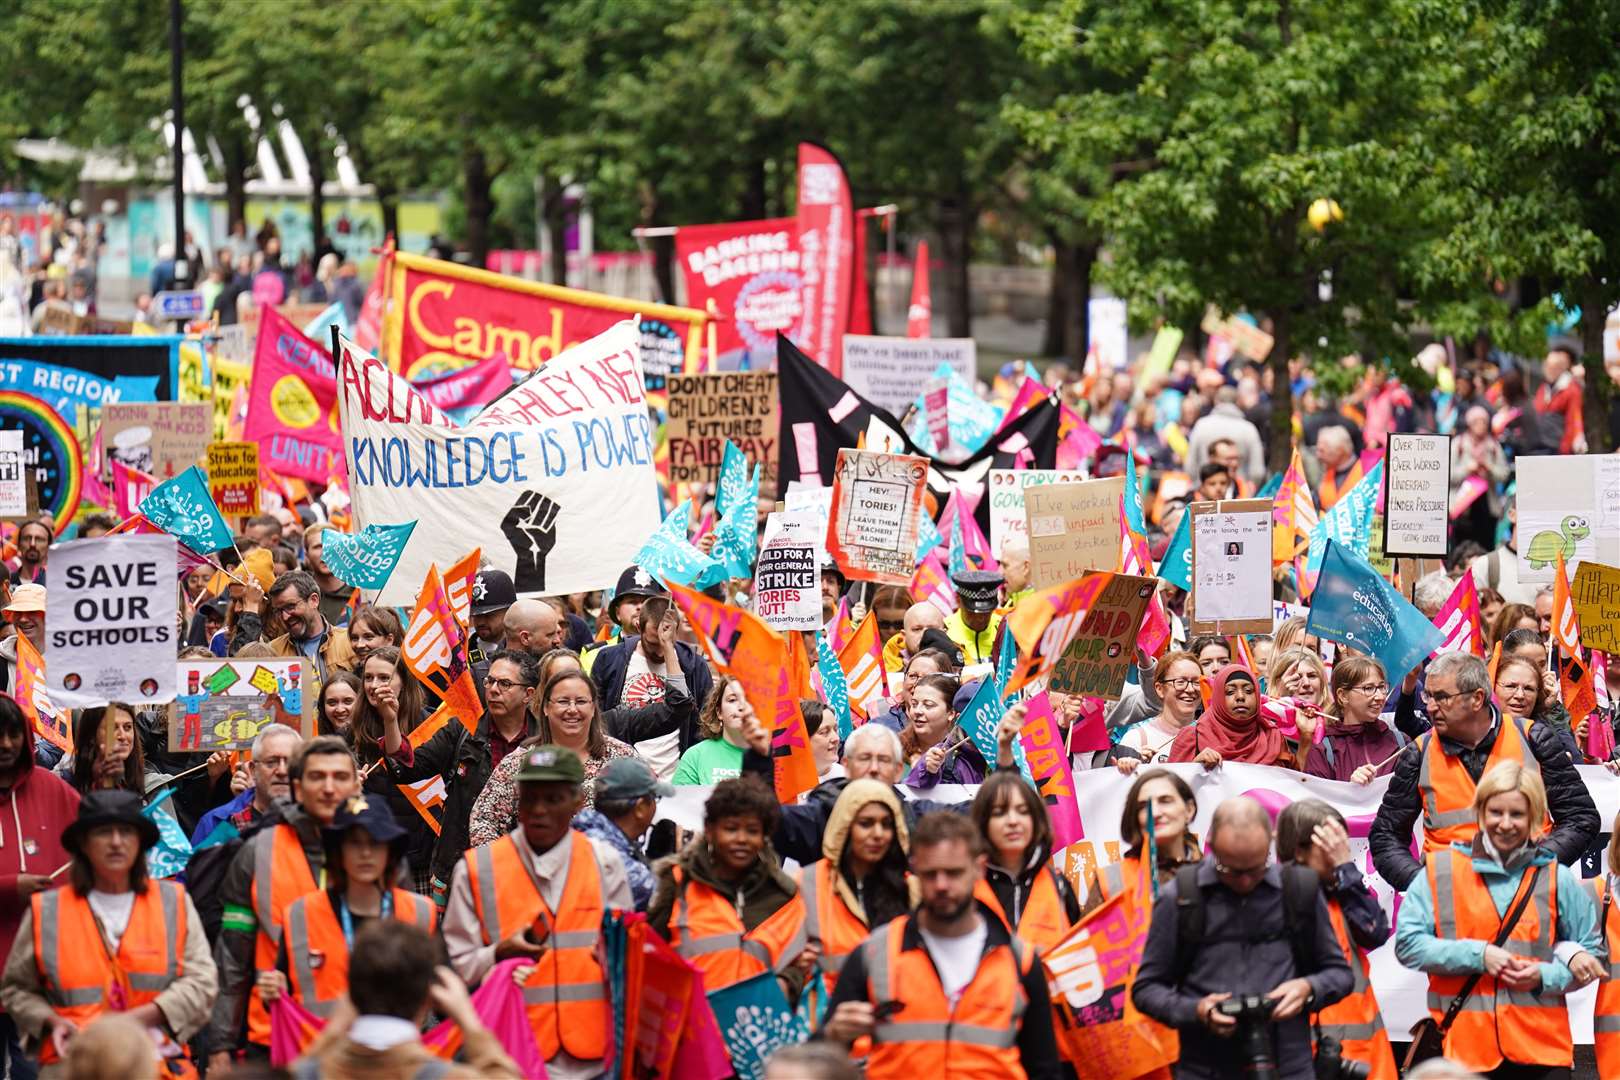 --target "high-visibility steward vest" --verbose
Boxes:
[1424,848,1571,1071]
[248,823,320,1047]
[1417,717,1541,855]
[31,880,189,1067]
[463,831,609,1063]
[1092,855,1177,1079]
[1318,459,1365,512]
[860,914,1031,1079]
[1588,876,1620,1077]
[1317,898,1396,1080]
[973,866,1071,951]
[668,865,807,991]
[284,888,436,1017]
[797,860,870,996]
